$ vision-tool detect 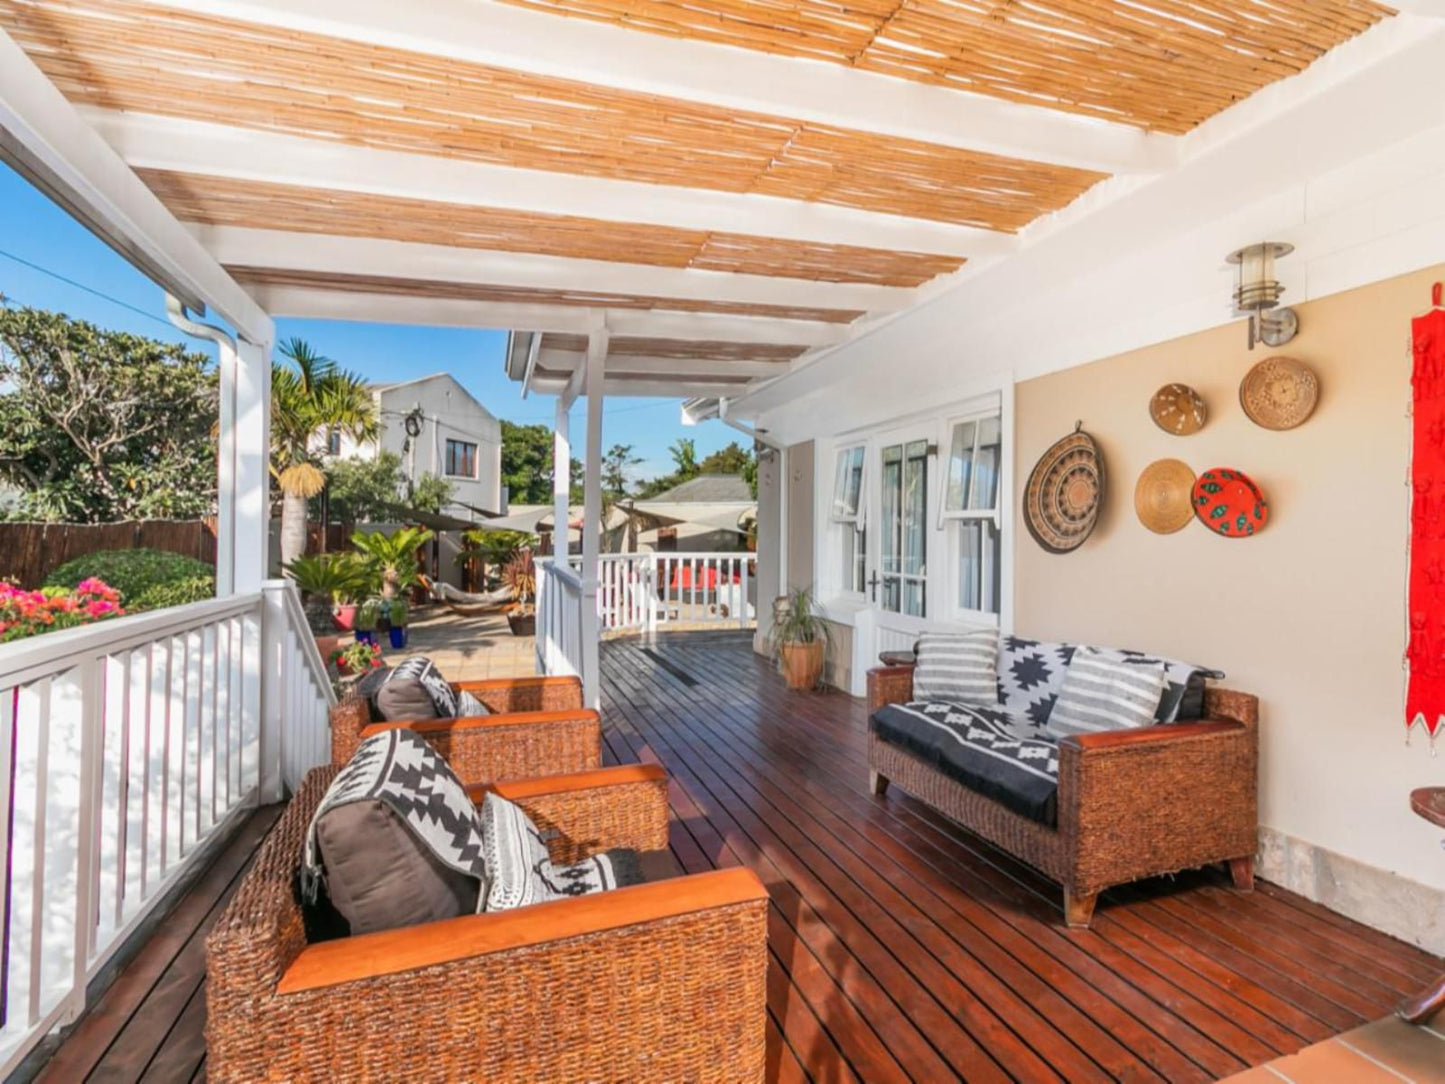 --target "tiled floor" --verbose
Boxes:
[1225,1013,1445,1082]
[388,606,536,680]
